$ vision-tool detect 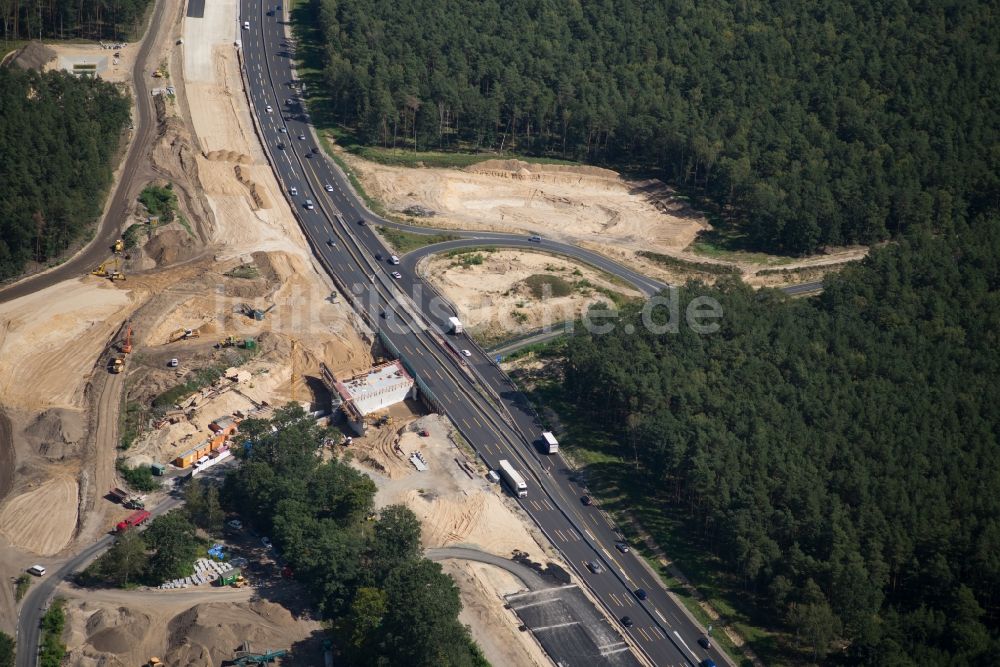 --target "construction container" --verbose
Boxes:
[243,338,257,350]
[217,568,241,586]
[150,463,166,476]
